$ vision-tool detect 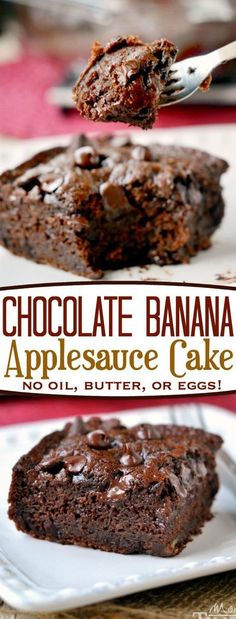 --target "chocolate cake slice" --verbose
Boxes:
[72,36,178,129]
[0,135,228,278]
[8,417,222,557]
